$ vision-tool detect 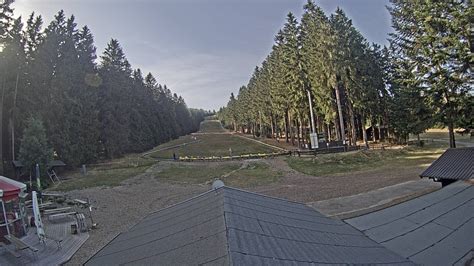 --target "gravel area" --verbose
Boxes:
[251,157,432,203]
[62,156,434,265]
[64,170,206,265]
